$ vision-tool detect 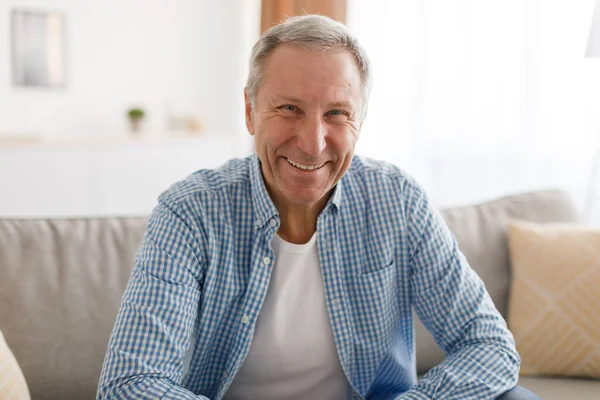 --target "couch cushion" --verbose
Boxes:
[518,376,600,400]
[507,220,600,378]
[0,217,147,400]
[415,190,579,374]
